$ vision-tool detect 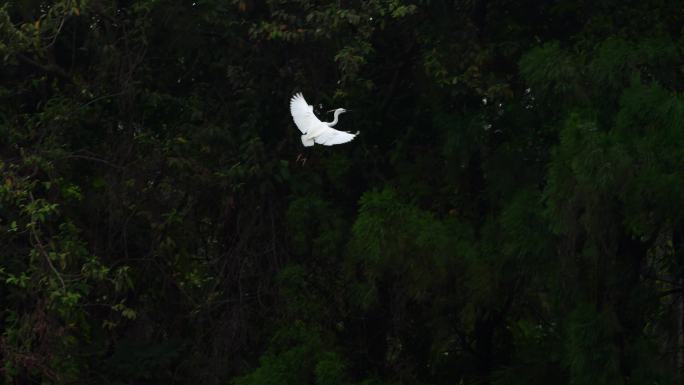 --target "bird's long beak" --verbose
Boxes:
[327,109,335,113]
